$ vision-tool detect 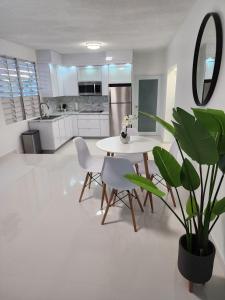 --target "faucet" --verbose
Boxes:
[39,102,50,118]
